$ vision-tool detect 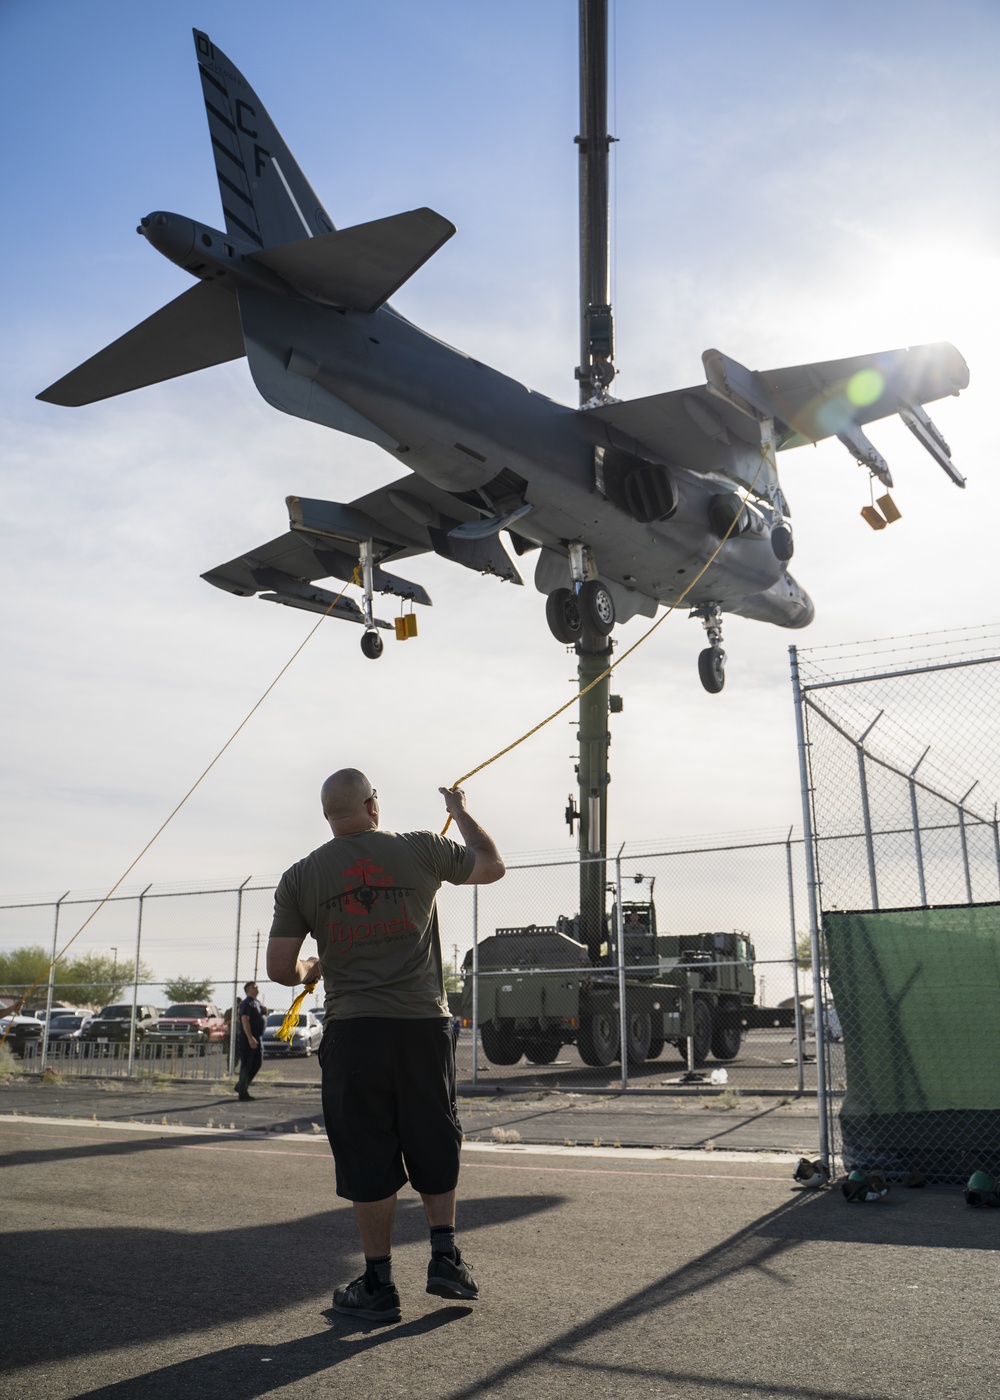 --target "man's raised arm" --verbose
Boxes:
[439,787,505,885]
